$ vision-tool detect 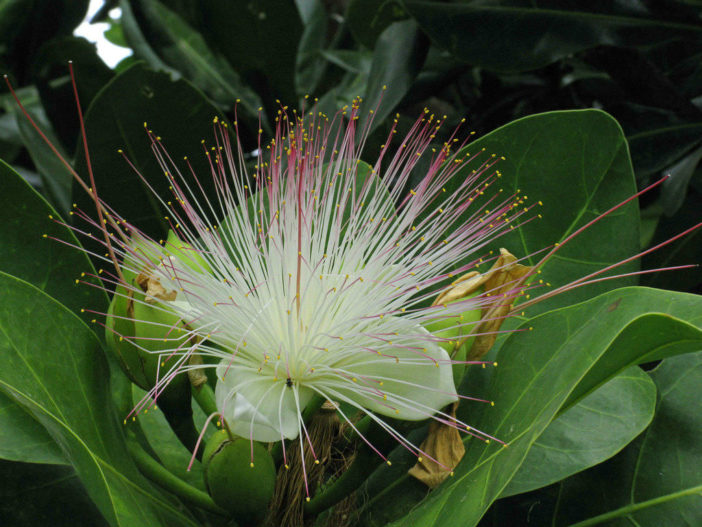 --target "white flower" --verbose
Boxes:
[96,104,527,463]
